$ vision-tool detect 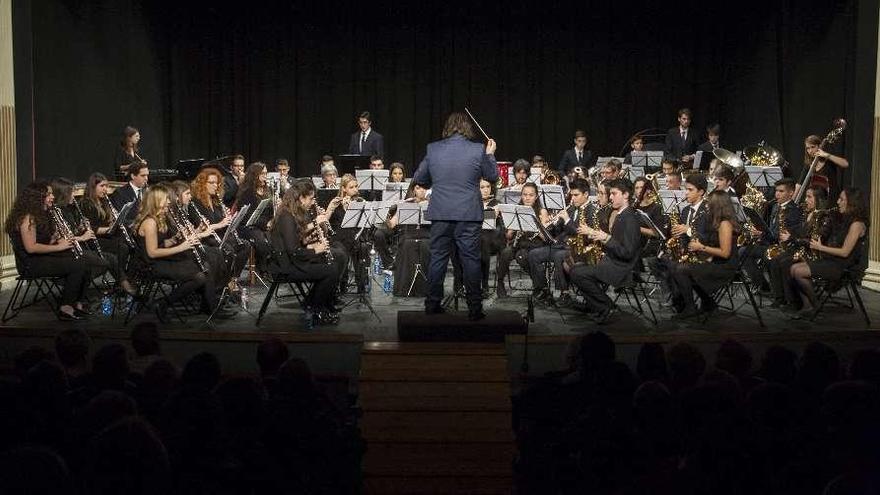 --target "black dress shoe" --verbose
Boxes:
[74,308,93,318]
[58,311,83,321]
[468,310,487,321]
